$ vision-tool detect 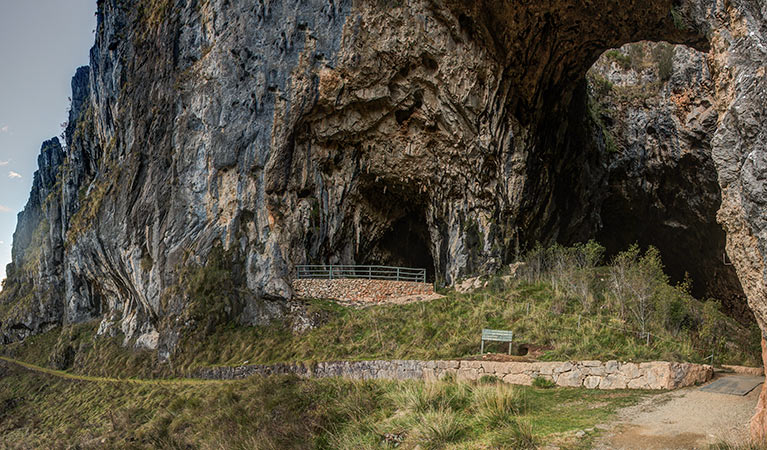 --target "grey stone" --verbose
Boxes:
[600,374,629,390]
[584,376,602,389]
[557,369,585,387]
